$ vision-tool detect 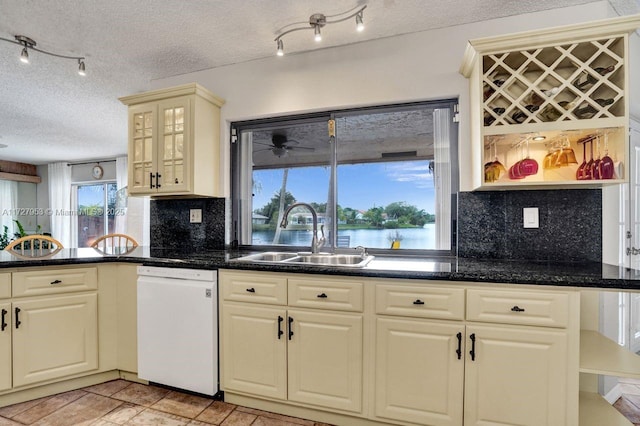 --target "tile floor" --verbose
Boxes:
[1,378,639,426]
[615,377,640,425]
[0,380,331,426]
